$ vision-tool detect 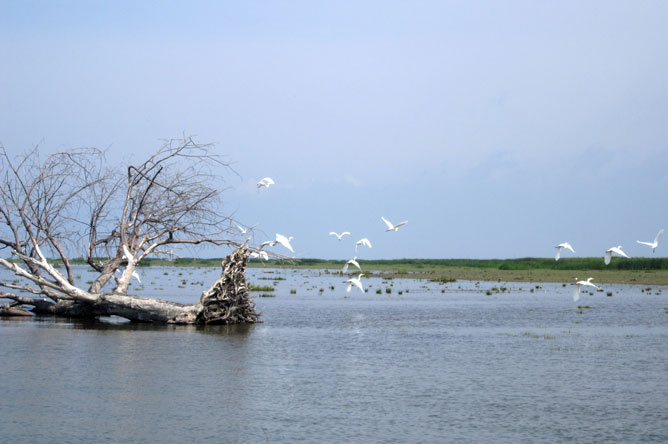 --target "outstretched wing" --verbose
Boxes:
[614,247,630,259]
[555,247,562,261]
[353,279,364,293]
[604,251,612,265]
[381,217,394,230]
[655,229,664,244]
[573,285,580,302]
